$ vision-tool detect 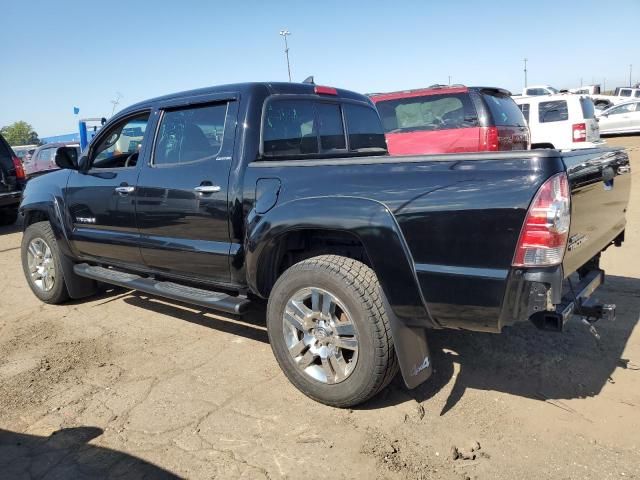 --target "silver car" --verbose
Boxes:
[597,100,640,135]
